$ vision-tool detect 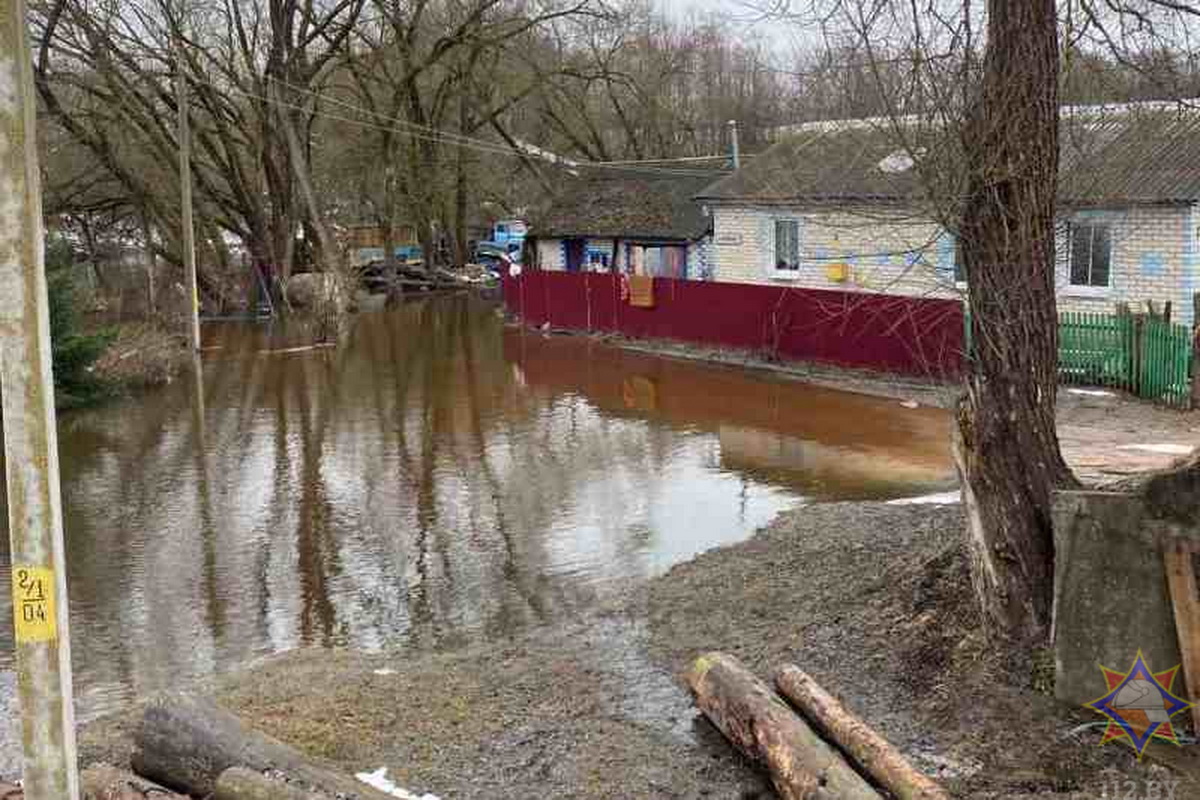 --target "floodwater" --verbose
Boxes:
[0,294,953,719]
